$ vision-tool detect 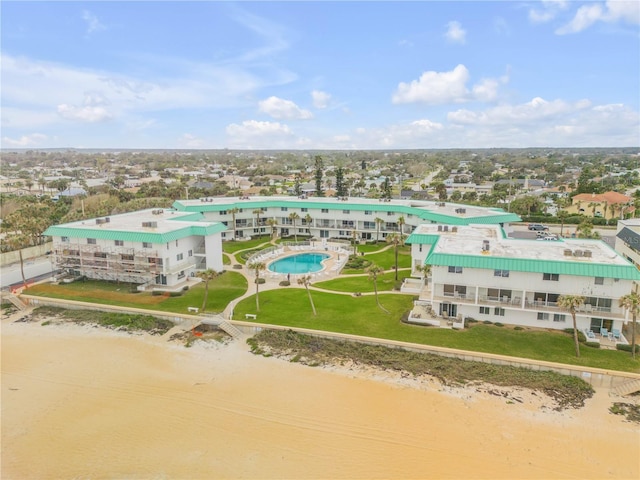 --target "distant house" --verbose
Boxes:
[52,187,87,201]
[568,191,633,219]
